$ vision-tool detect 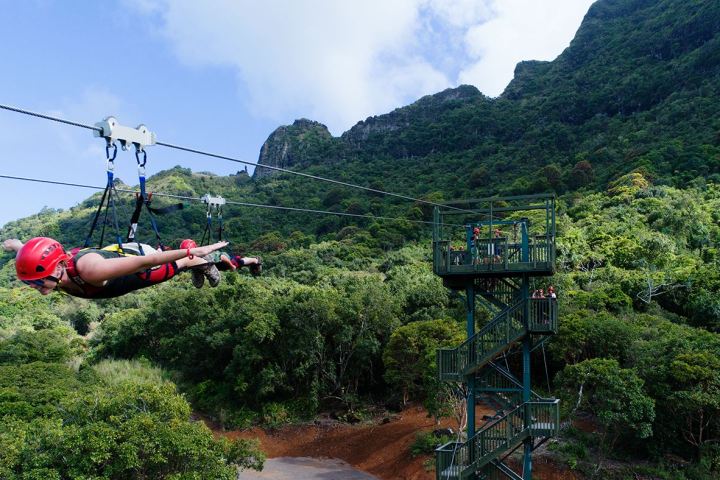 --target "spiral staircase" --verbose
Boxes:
[432,194,559,480]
